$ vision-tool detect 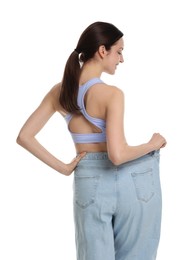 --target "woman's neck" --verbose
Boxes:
[79,60,102,85]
